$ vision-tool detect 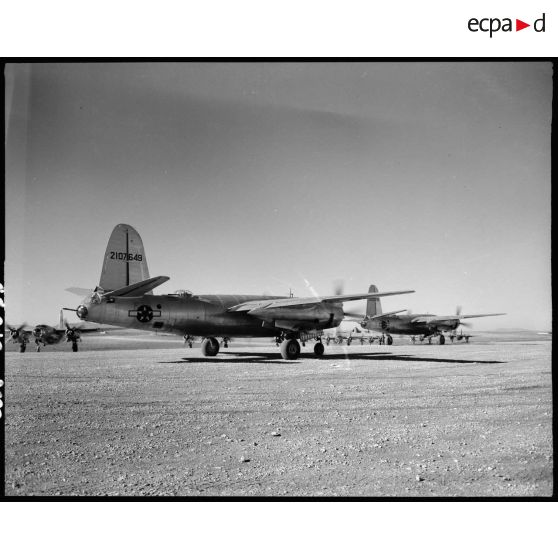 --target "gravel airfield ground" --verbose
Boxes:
[4,334,552,497]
